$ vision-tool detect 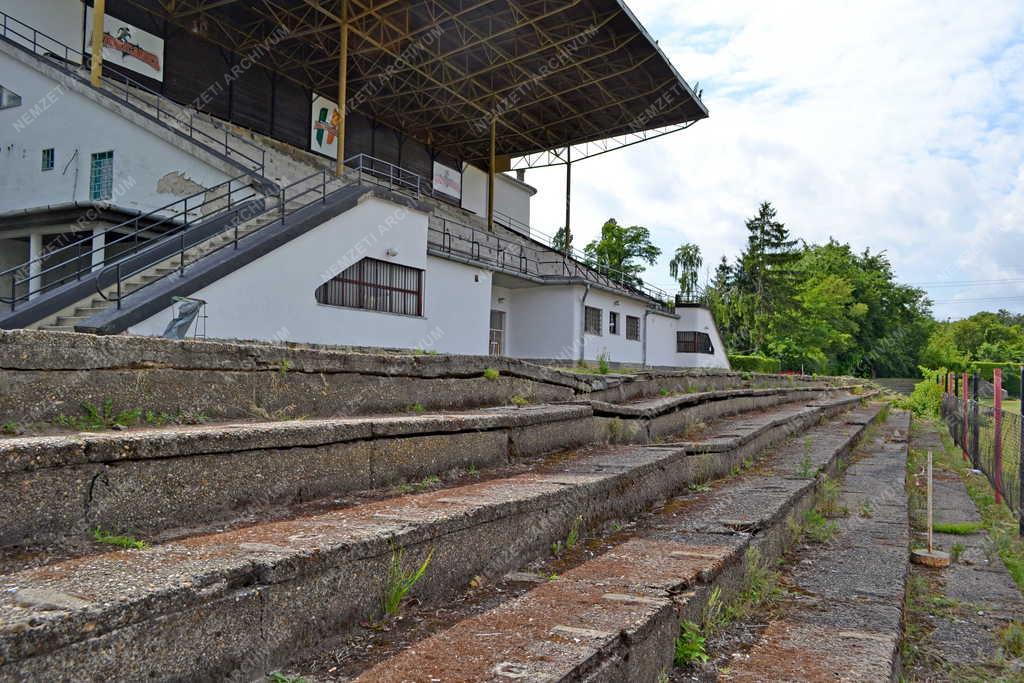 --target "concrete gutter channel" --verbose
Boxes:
[0,392,874,681]
[353,403,892,682]
[0,329,836,423]
[0,386,855,548]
